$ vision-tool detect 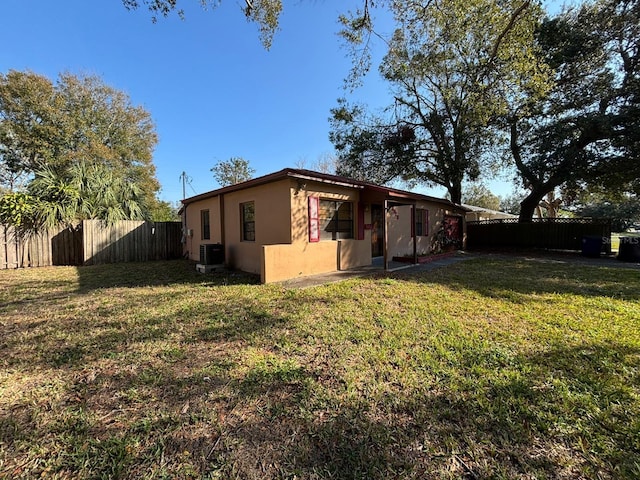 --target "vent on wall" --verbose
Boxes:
[199,244,224,265]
